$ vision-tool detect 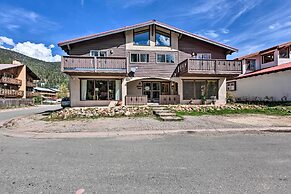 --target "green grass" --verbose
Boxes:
[176,107,291,117]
